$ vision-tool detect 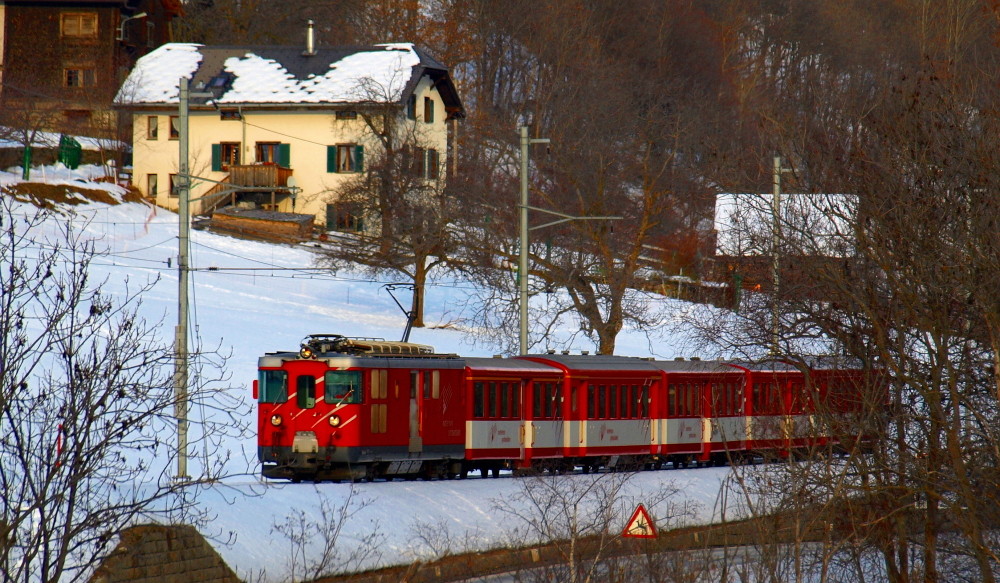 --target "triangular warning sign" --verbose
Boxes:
[622,503,657,538]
